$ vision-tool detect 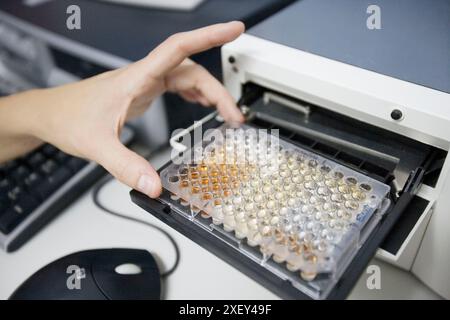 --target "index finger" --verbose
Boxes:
[143,21,245,78]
